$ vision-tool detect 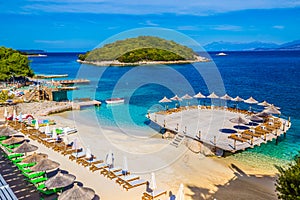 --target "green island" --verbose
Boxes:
[78,36,209,66]
[0,46,34,81]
